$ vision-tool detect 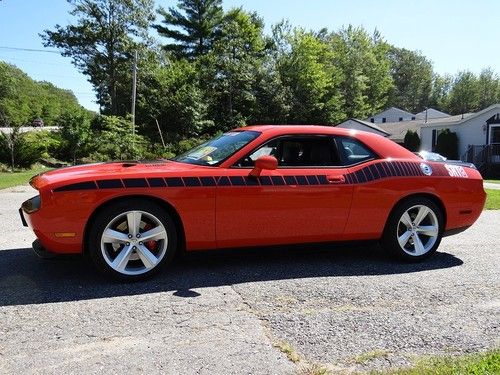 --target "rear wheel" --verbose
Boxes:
[88,199,177,281]
[382,197,443,261]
